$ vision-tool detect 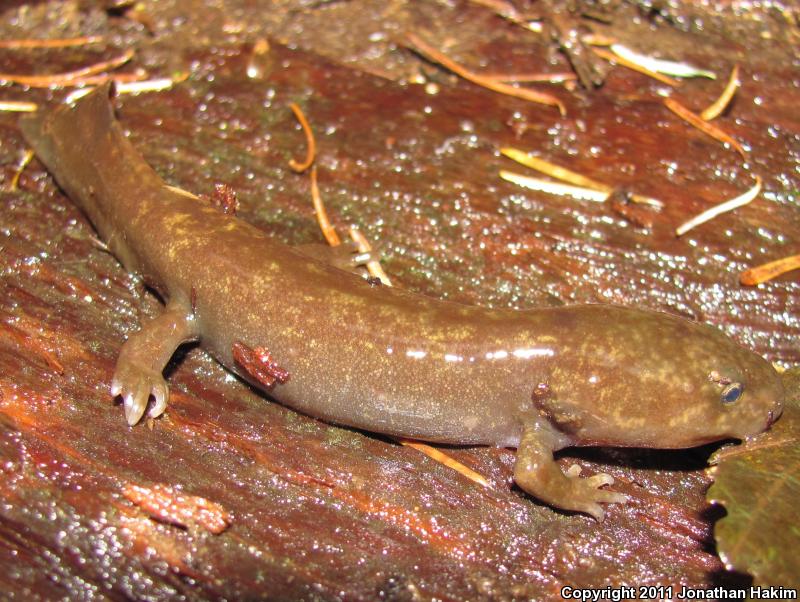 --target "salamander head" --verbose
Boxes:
[631,313,784,447]
[544,307,784,448]
[682,338,784,445]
